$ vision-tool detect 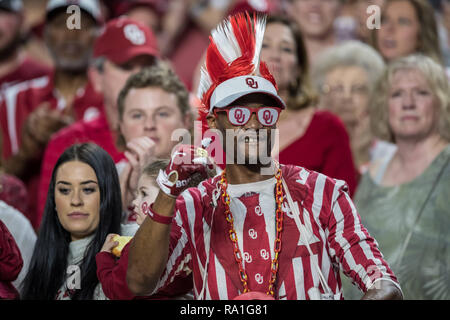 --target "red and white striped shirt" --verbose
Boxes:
[154,164,399,300]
